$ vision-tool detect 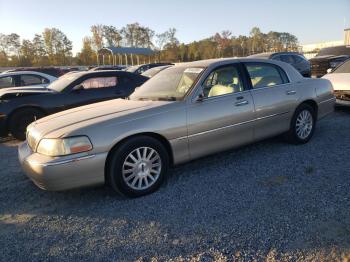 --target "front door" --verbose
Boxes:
[187,64,255,159]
